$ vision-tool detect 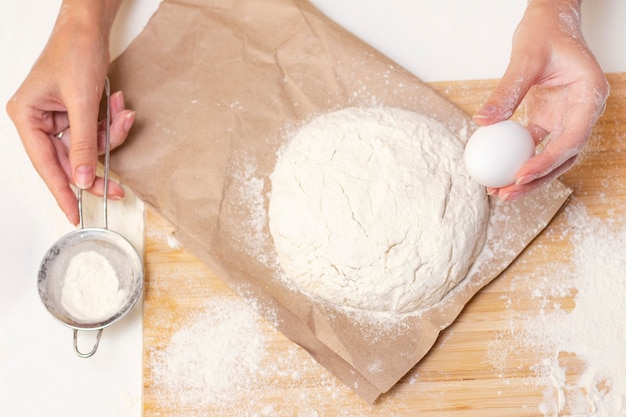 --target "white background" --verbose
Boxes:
[1,1,624,416]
